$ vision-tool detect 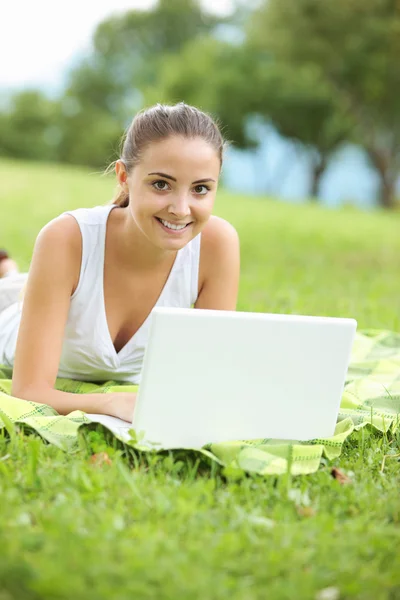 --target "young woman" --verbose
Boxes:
[0,103,240,422]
